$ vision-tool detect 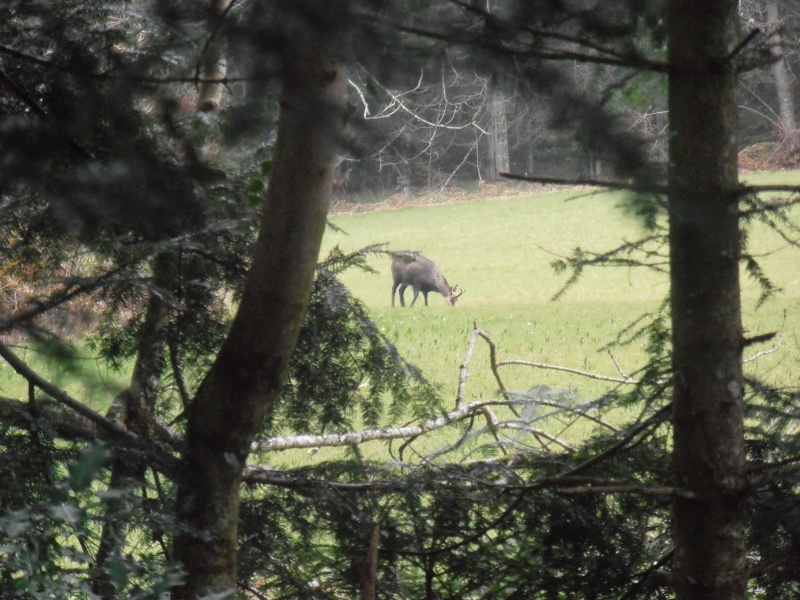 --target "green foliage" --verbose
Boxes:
[274,246,442,435]
[0,444,182,599]
[237,429,676,599]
